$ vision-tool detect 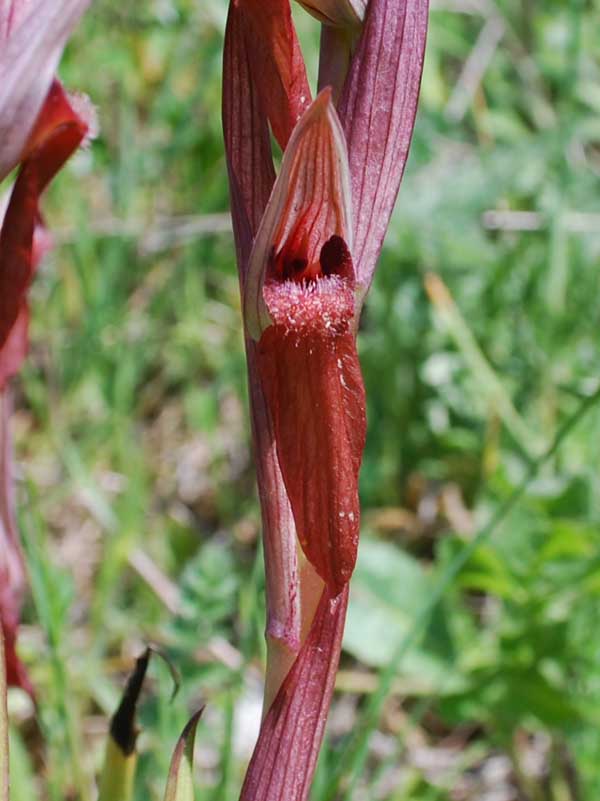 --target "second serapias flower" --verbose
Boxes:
[0,0,94,692]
